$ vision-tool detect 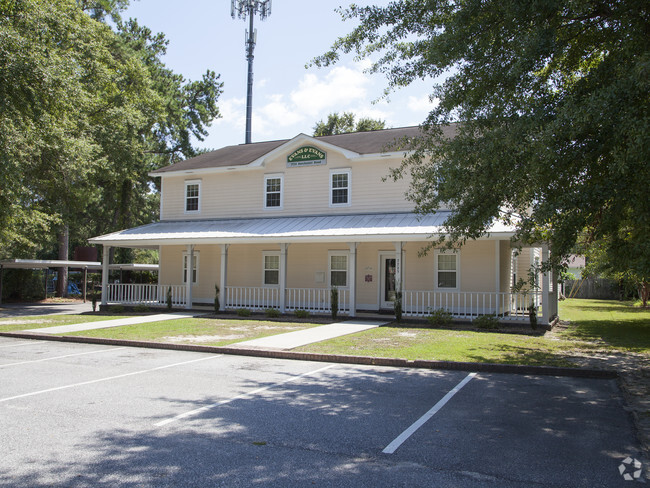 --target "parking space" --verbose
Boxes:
[0,337,642,487]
